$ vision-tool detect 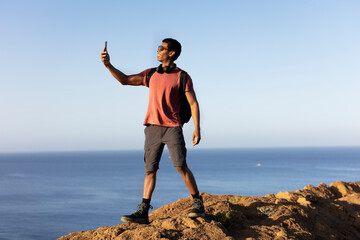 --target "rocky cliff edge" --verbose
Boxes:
[58,181,360,240]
